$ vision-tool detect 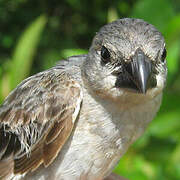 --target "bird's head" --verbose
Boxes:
[82,18,167,106]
